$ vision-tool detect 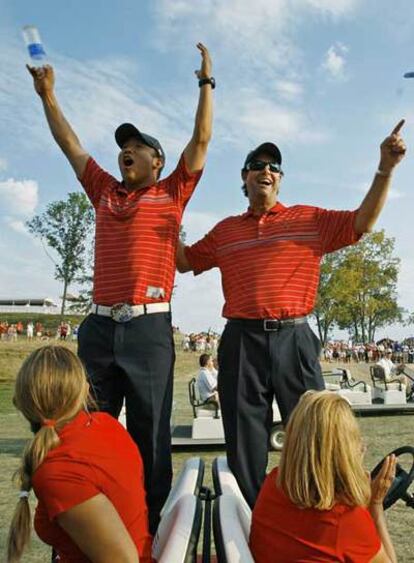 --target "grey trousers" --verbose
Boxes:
[217,319,324,509]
